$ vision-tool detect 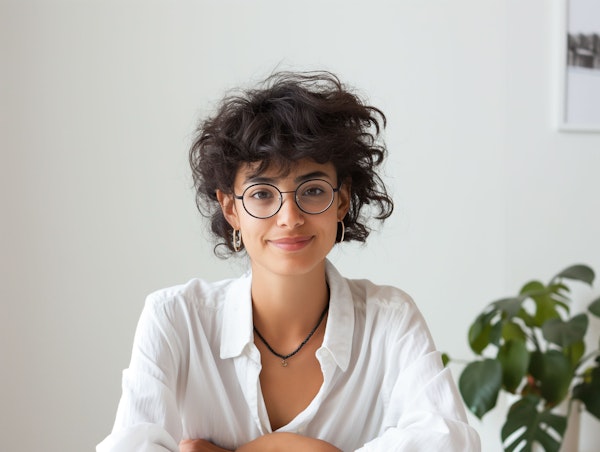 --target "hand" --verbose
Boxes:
[235,433,341,452]
[179,439,233,452]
